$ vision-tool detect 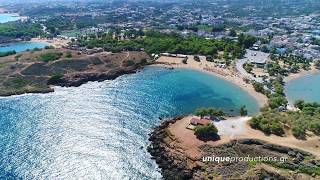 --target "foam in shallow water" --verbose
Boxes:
[0,67,259,179]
